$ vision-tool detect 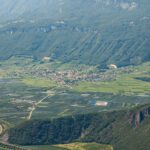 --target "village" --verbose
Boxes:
[3,56,135,88]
